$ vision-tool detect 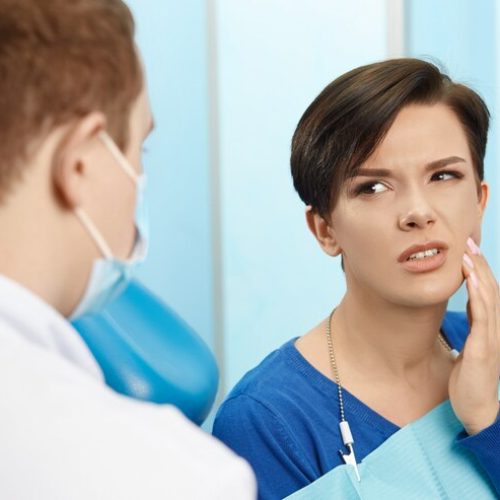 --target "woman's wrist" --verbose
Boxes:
[464,403,500,436]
